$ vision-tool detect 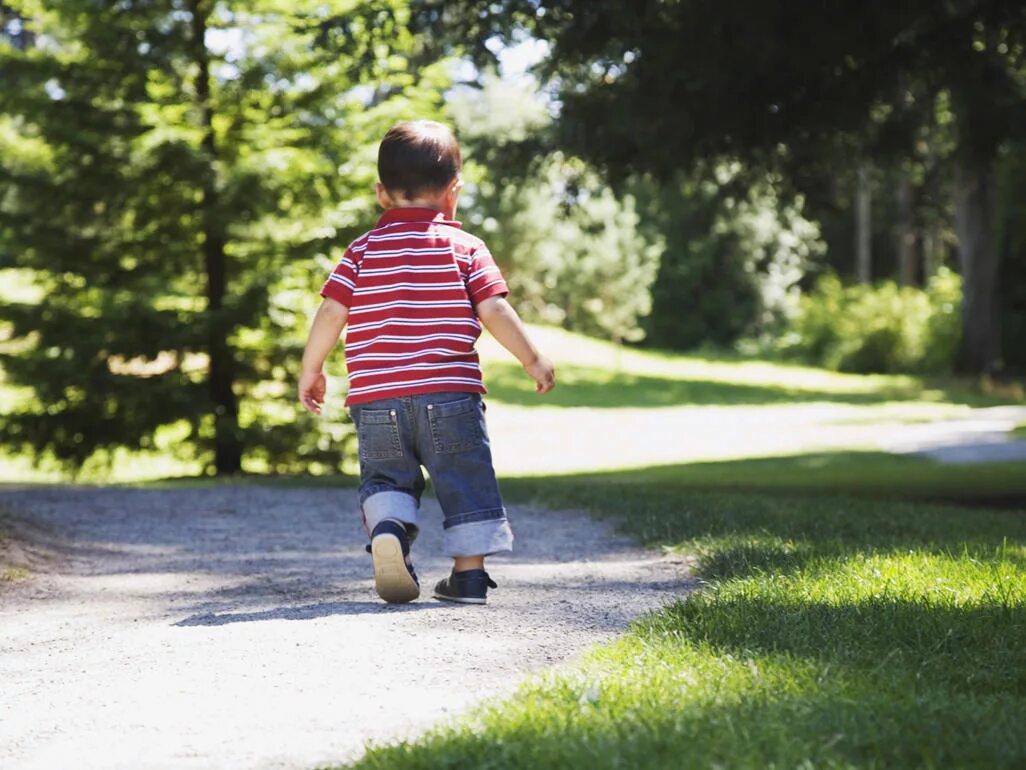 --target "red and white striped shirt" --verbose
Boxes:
[320,207,508,406]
